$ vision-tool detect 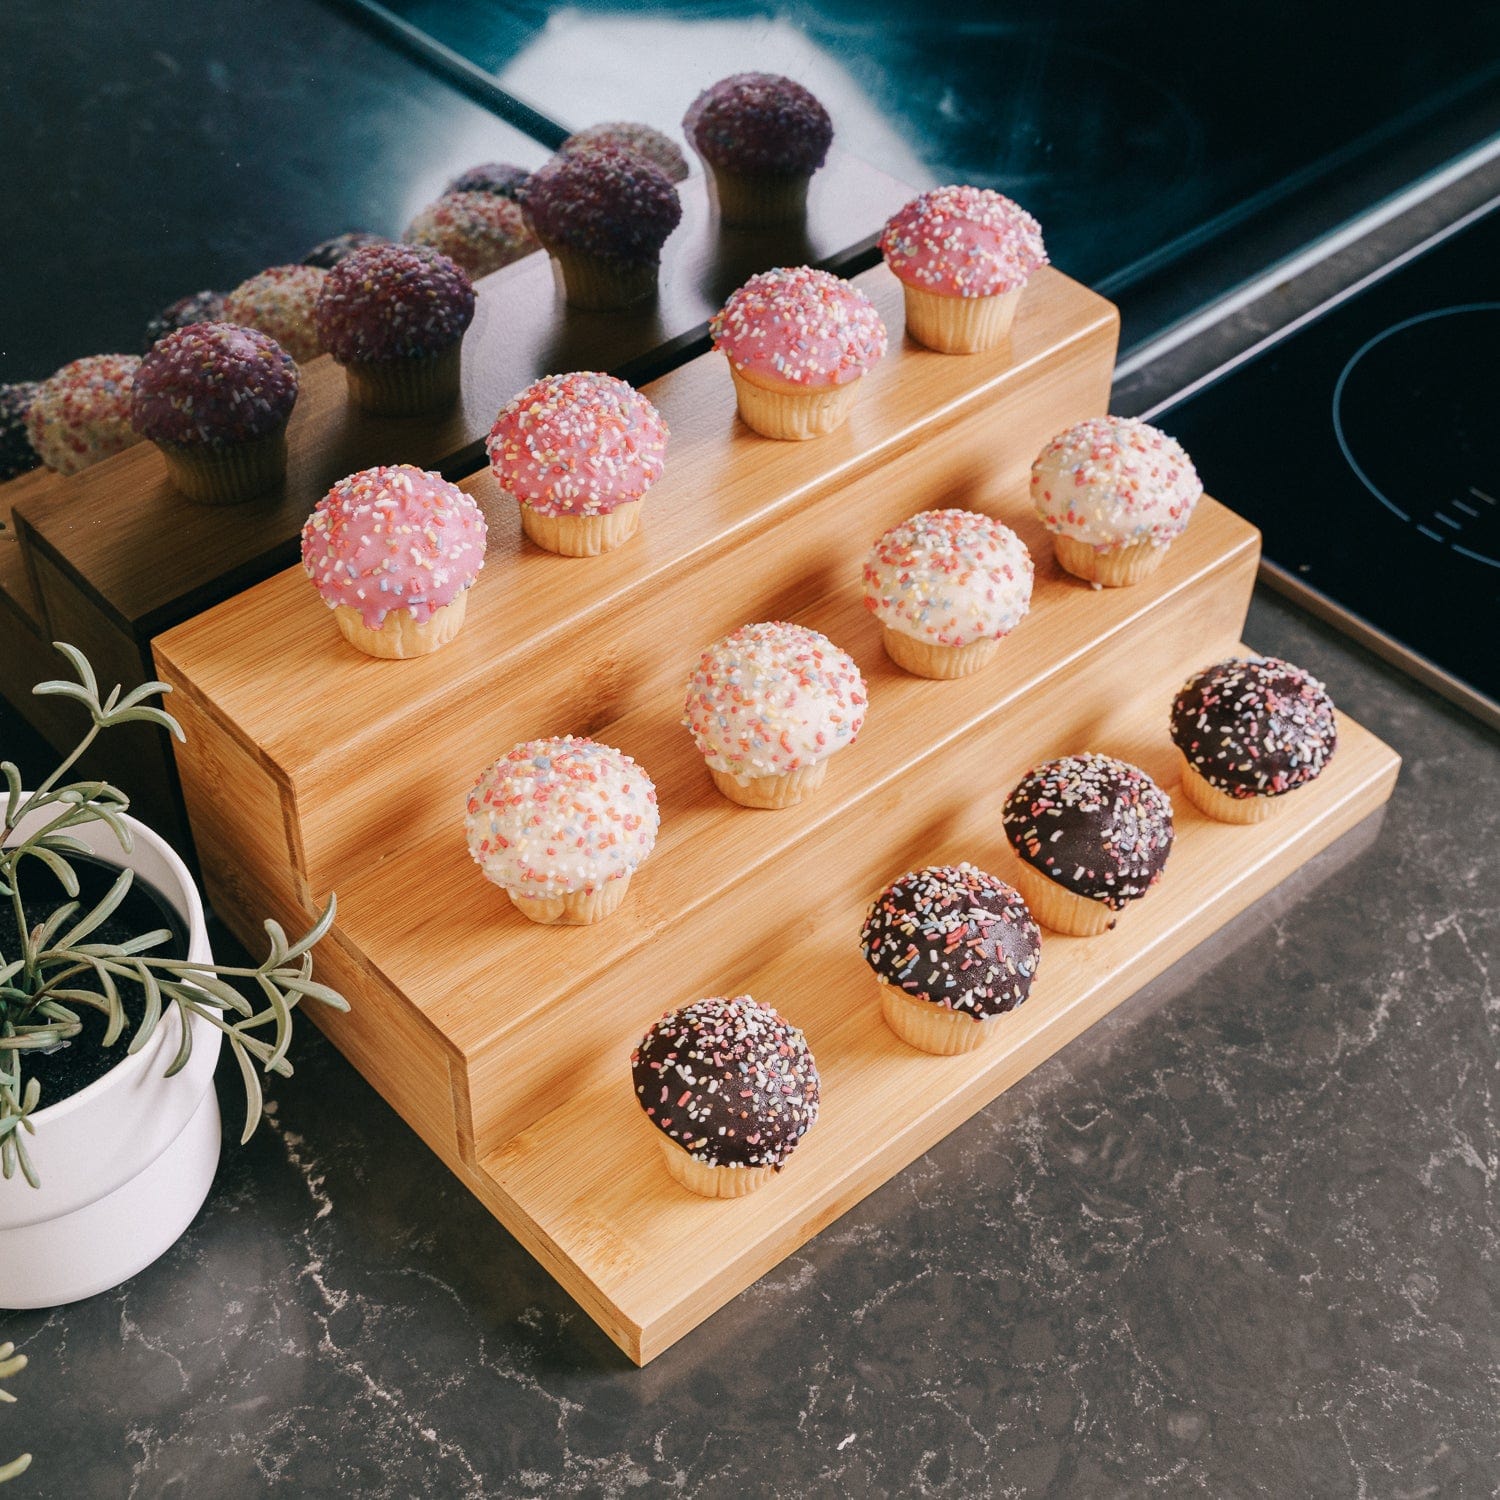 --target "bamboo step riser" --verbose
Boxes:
[295,366,1107,900]
[458,530,1259,1153]
[476,712,1399,1363]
